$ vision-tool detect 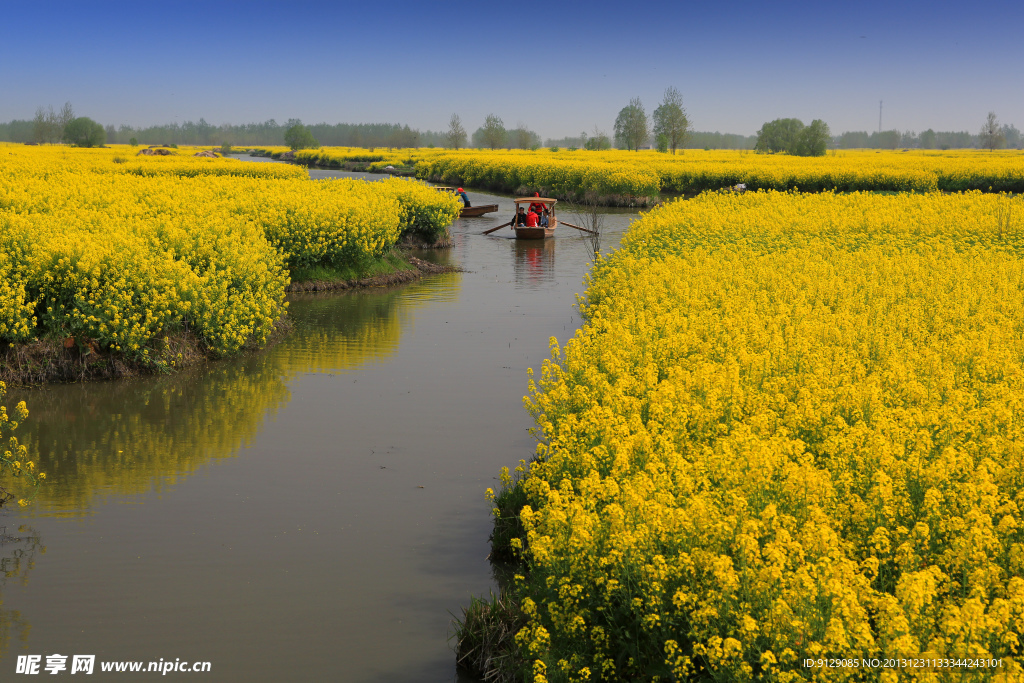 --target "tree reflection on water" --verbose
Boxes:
[7,275,459,514]
[0,524,43,659]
